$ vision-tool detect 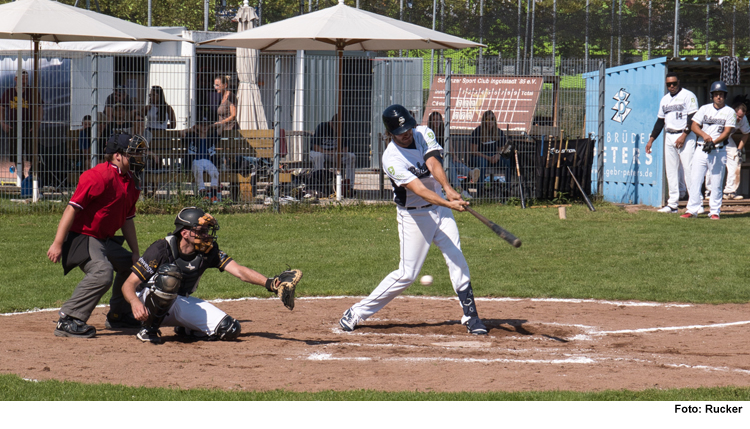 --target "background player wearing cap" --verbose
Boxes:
[339,105,488,335]
[122,207,301,344]
[645,72,698,213]
[46,133,148,338]
[682,81,736,219]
